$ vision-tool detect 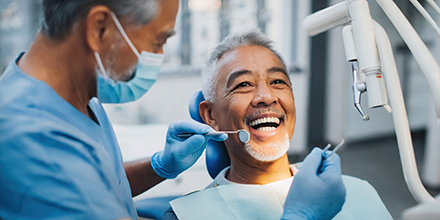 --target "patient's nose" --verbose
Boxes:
[251,84,277,107]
